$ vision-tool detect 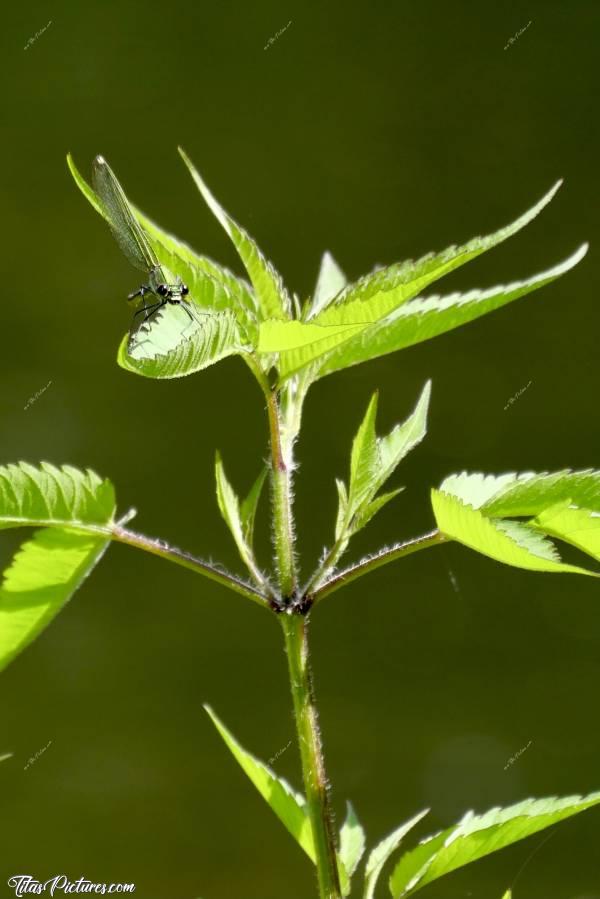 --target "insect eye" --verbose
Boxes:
[181,284,189,296]
[157,284,168,296]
